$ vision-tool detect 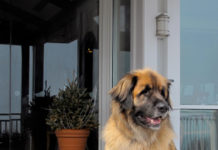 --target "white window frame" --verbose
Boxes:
[167,0,181,148]
[169,0,218,149]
